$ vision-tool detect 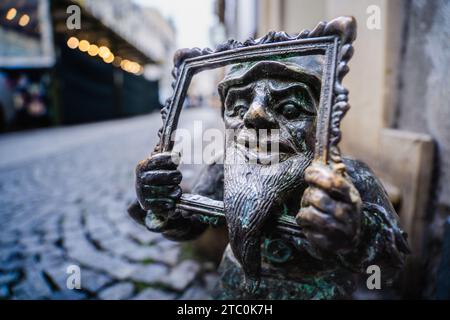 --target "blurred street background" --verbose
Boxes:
[0,108,221,300]
[0,0,449,299]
